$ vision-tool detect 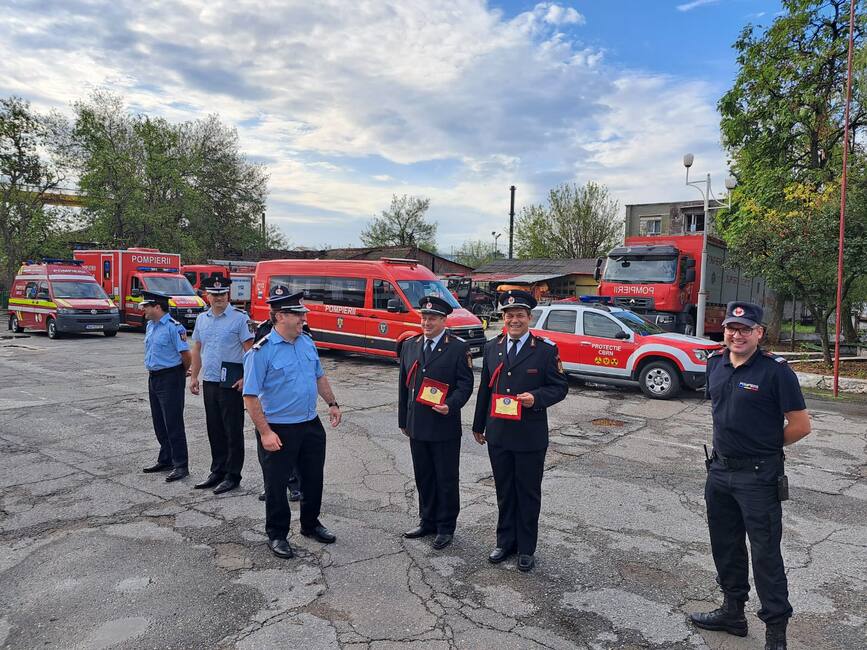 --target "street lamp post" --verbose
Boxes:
[492,231,501,257]
[683,154,736,339]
